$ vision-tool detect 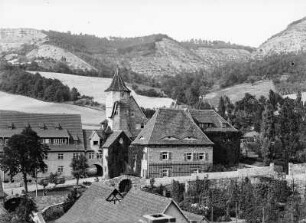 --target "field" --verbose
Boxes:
[0,91,103,128]
[204,80,276,107]
[29,71,174,109]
